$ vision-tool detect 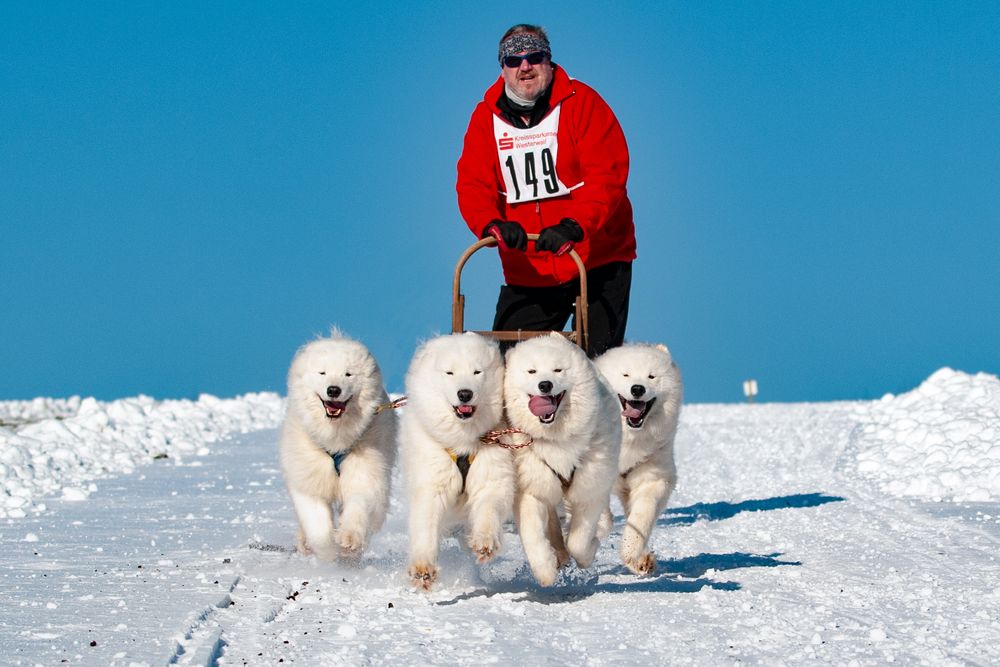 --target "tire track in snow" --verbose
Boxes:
[165,549,314,666]
[166,575,240,666]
